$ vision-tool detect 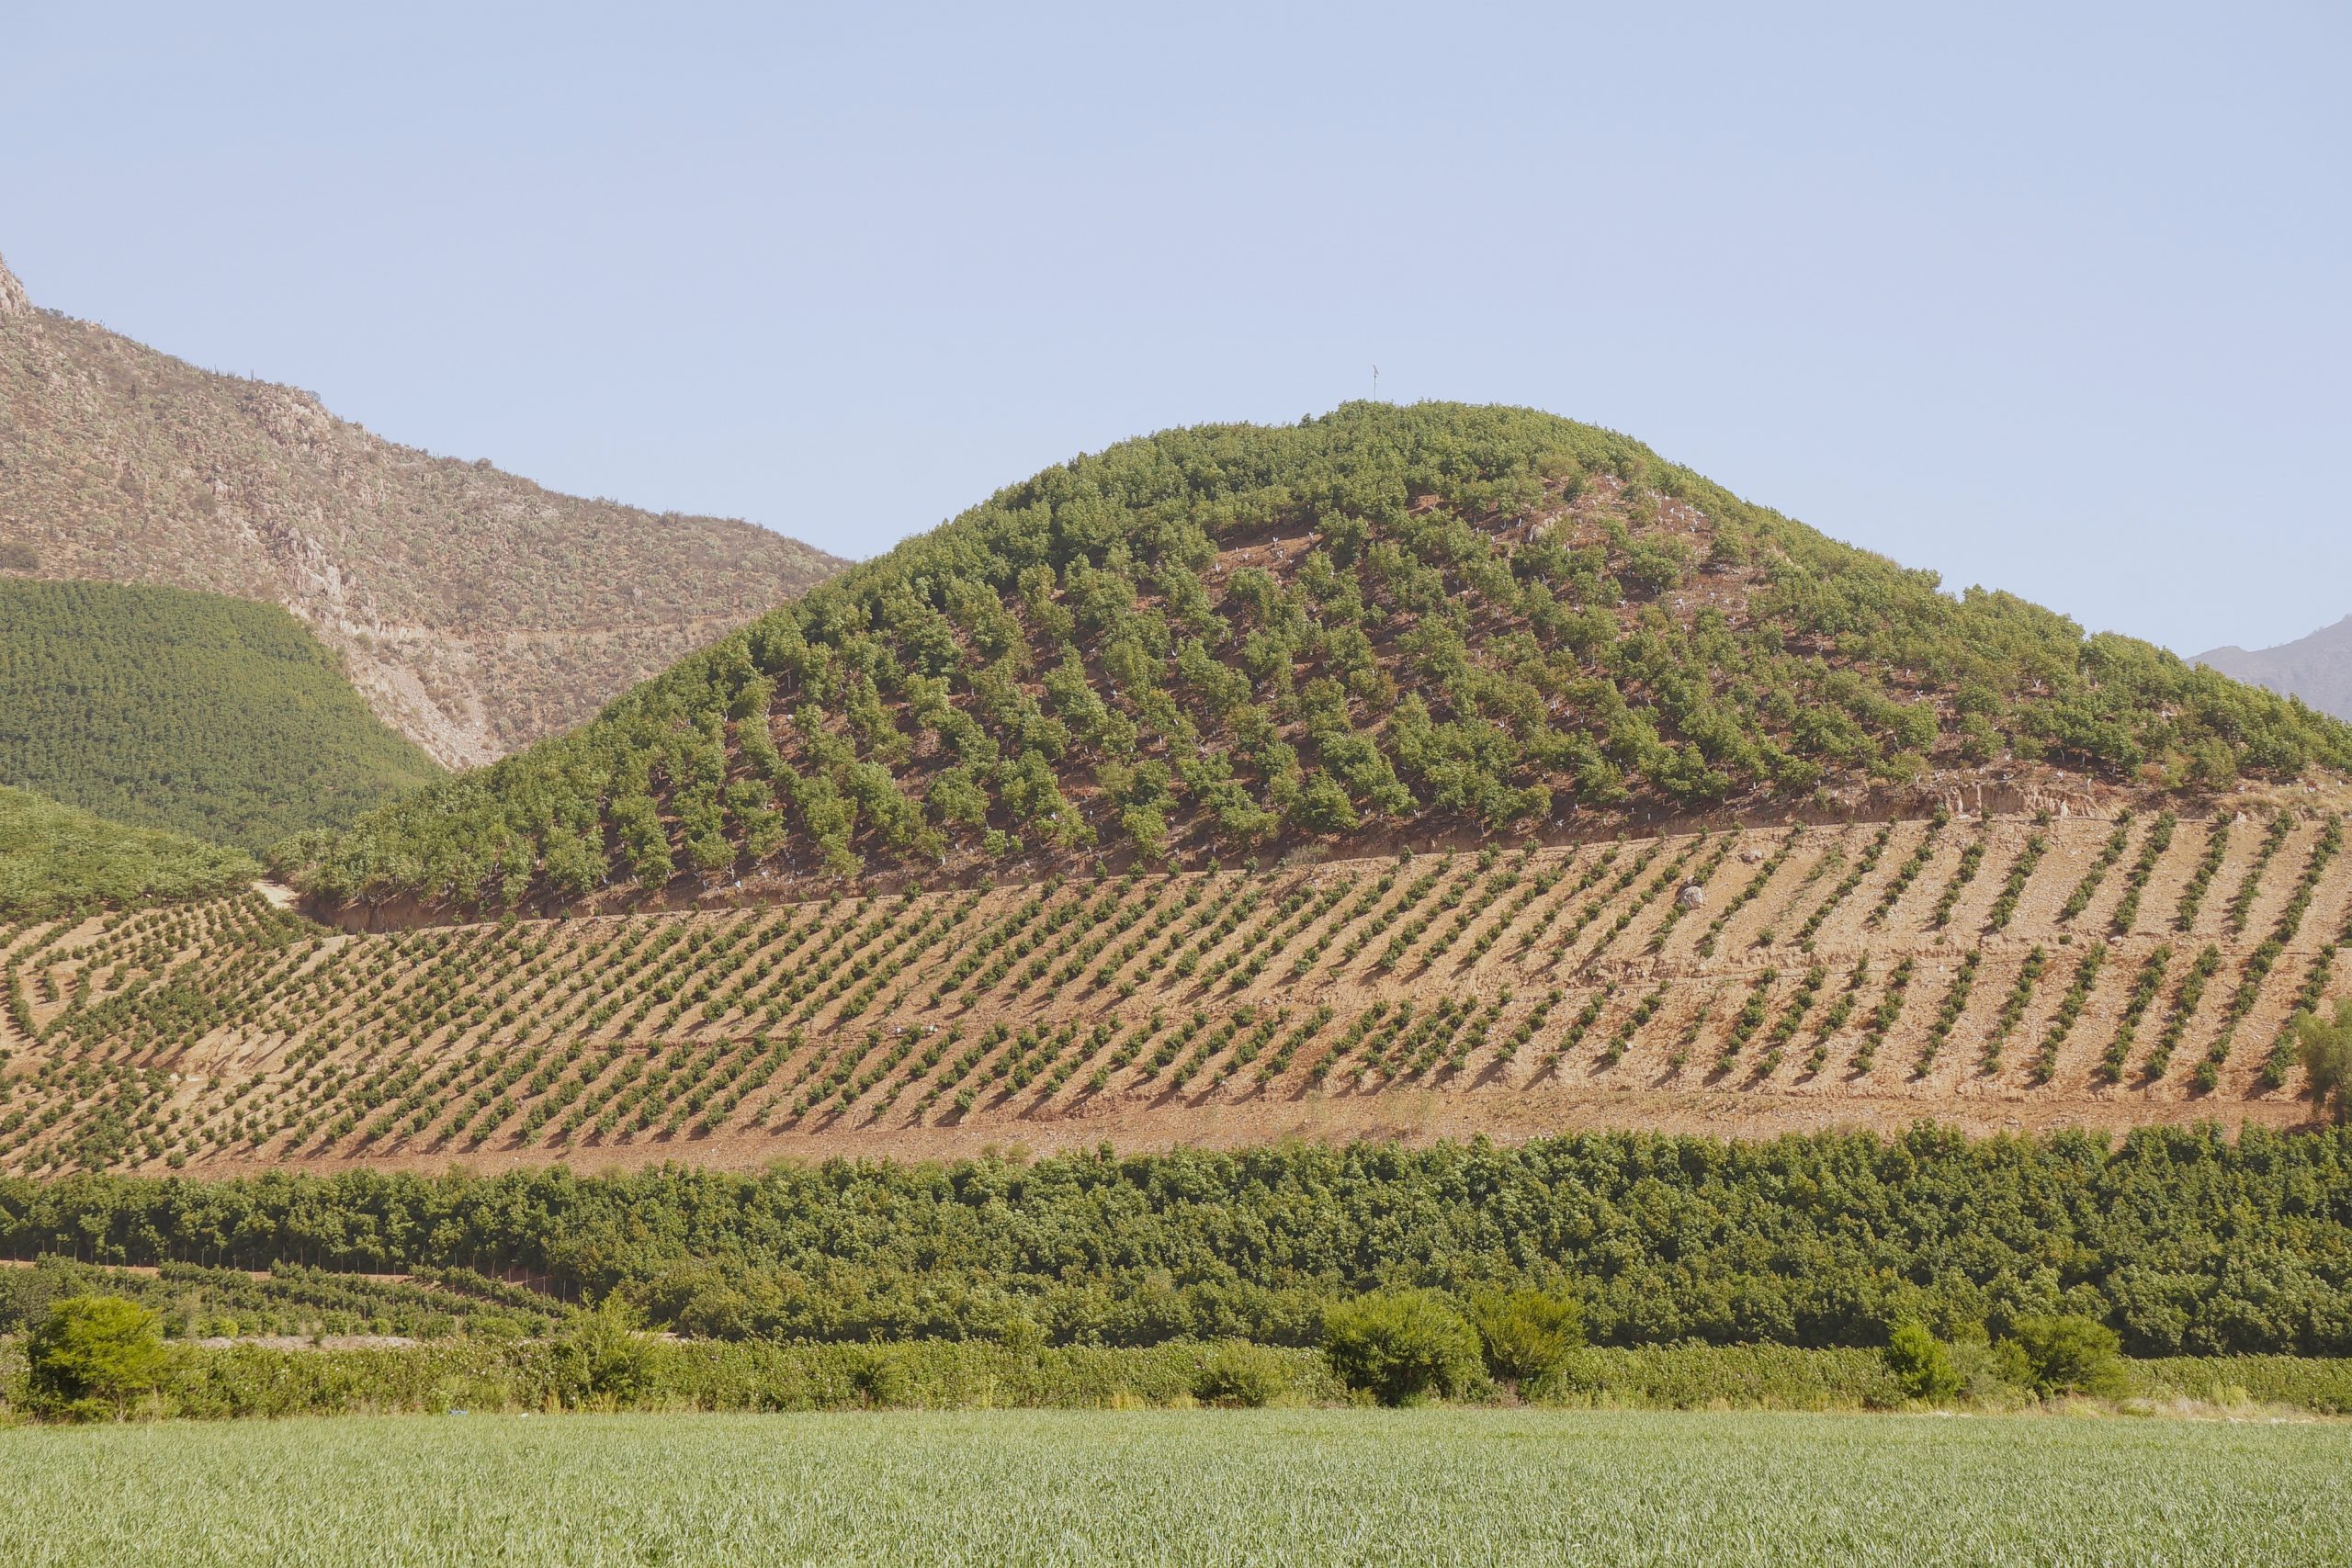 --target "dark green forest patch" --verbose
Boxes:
[0,579,440,849]
[12,1125,2352,1359]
